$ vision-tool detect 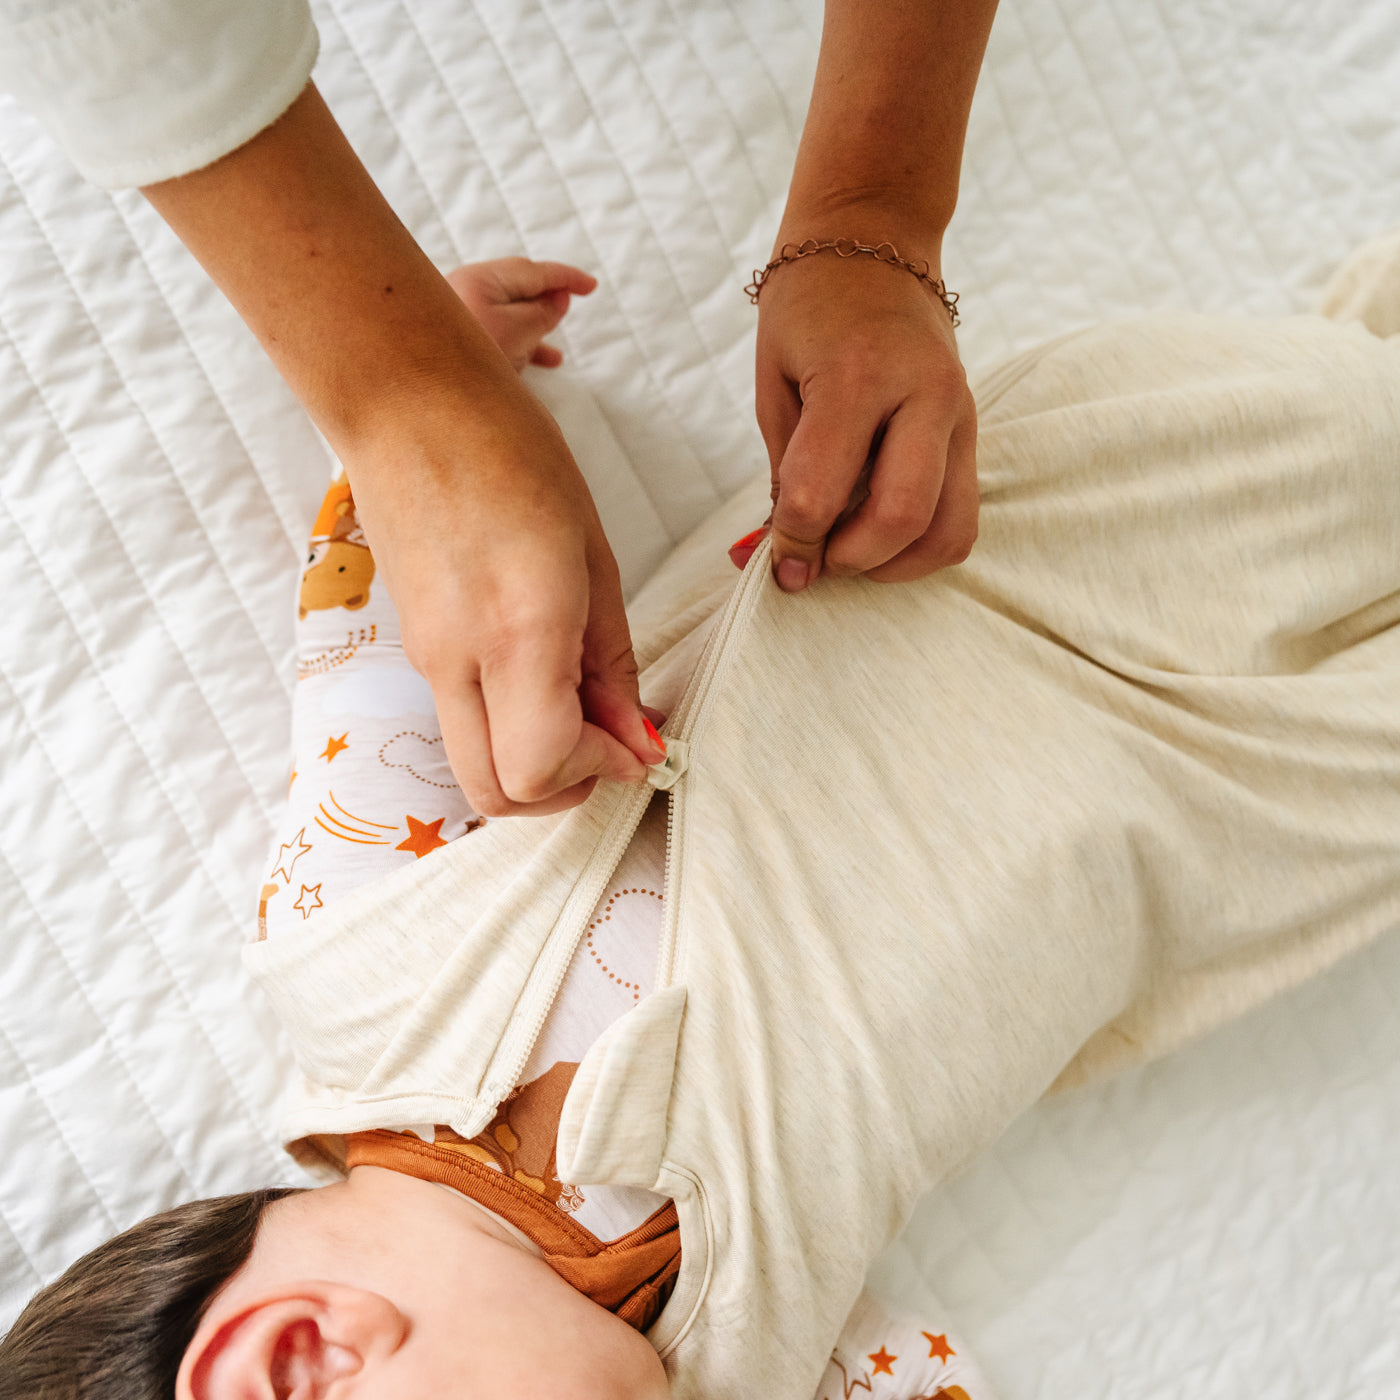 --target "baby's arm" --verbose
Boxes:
[816,1288,995,1400]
